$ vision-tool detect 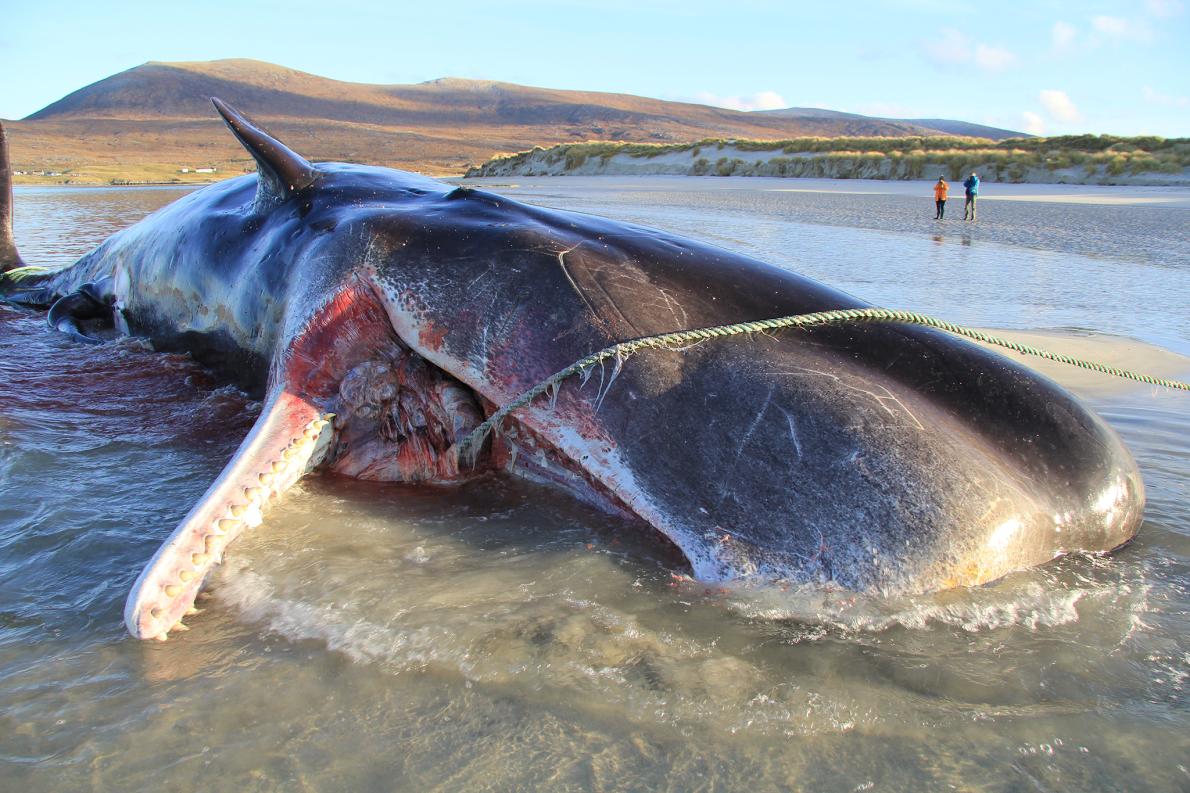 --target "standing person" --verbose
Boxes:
[933,176,948,219]
[962,172,980,221]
